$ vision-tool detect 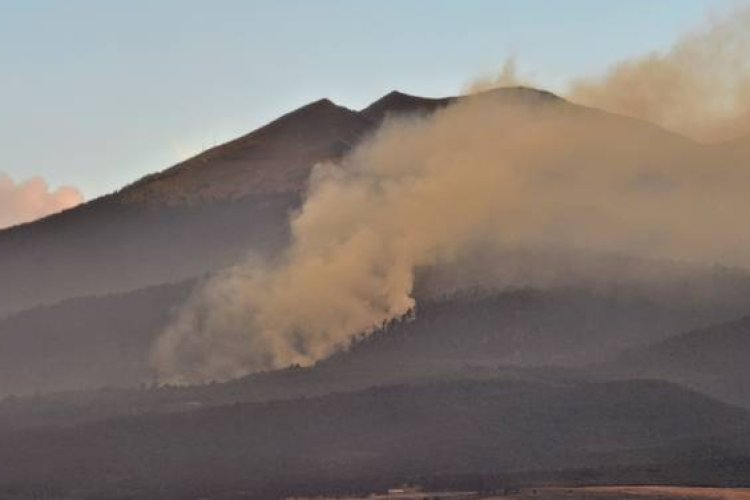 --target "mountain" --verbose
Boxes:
[0,100,368,316]
[360,90,454,122]
[334,277,750,370]
[0,378,747,499]
[119,99,371,204]
[0,86,697,317]
[3,276,749,423]
[0,85,744,400]
[1,80,749,496]
[603,315,750,408]
[0,276,746,399]
[360,87,563,123]
[0,281,191,397]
